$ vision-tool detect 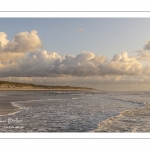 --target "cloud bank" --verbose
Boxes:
[0,30,150,85]
[0,49,143,77]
